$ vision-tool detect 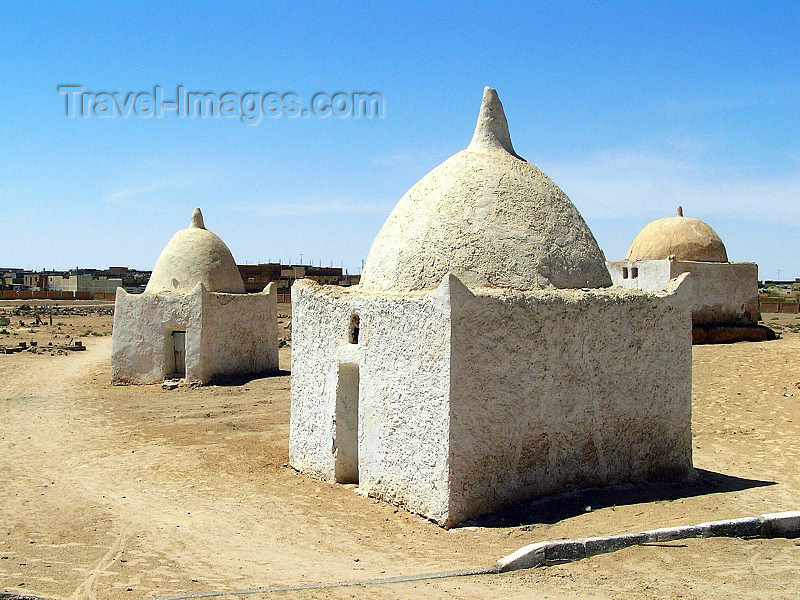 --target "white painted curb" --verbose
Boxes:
[495,510,800,572]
